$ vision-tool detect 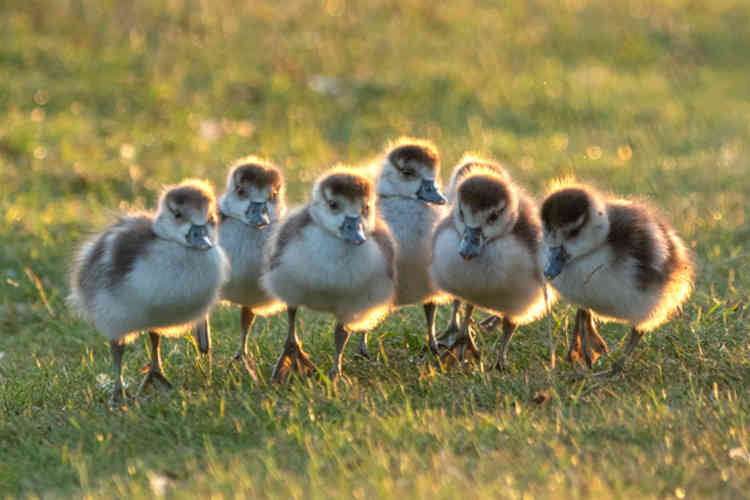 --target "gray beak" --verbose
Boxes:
[416,179,447,204]
[246,201,271,228]
[186,224,214,250]
[544,245,568,280]
[340,216,366,245]
[459,226,483,260]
